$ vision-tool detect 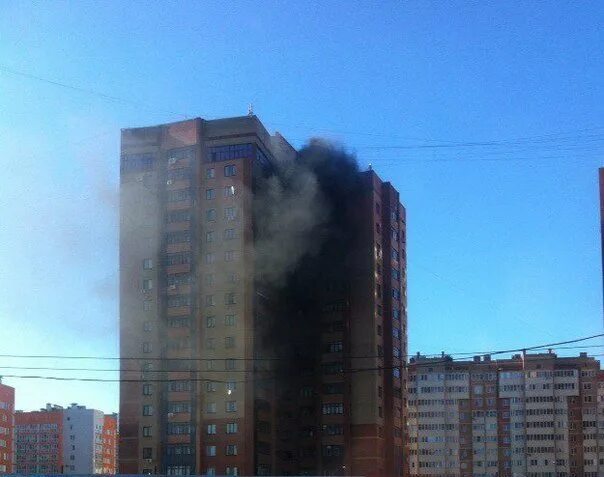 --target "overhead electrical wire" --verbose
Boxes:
[0,334,601,384]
